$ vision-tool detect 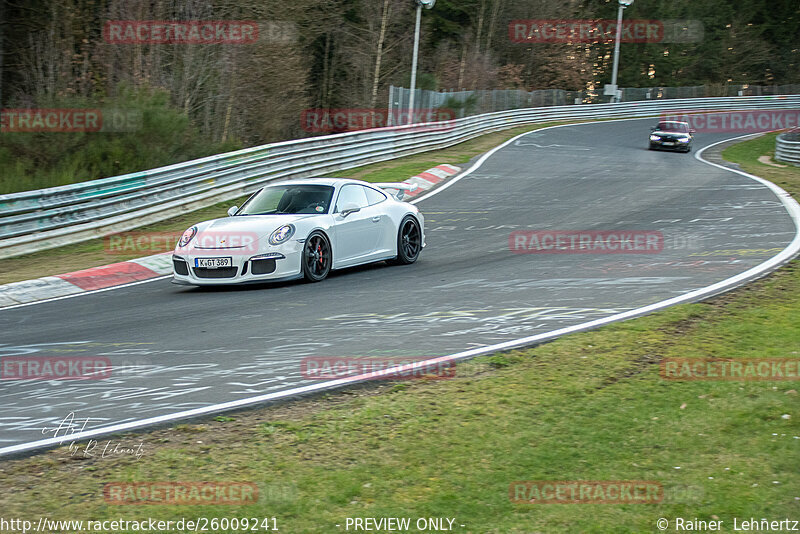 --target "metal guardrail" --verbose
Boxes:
[1,95,799,258]
[776,129,800,166]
